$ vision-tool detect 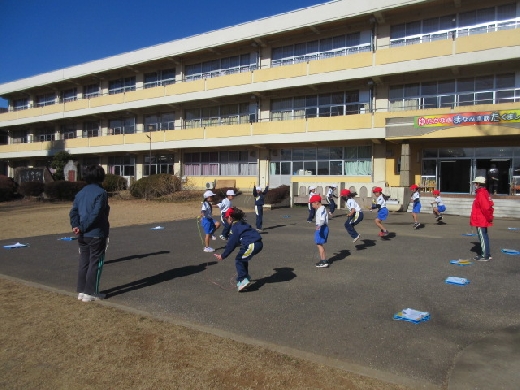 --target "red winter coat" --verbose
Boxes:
[470,187,494,227]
